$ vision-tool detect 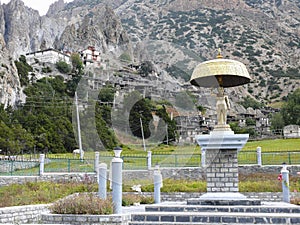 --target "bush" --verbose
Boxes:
[56,61,71,74]
[122,194,154,206]
[291,198,300,205]
[50,193,113,215]
[122,194,140,206]
[42,66,52,73]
